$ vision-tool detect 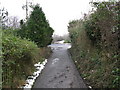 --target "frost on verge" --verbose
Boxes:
[21,59,48,89]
